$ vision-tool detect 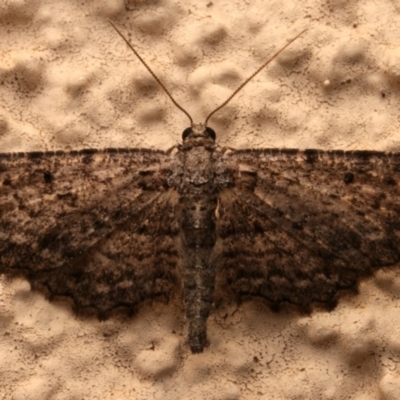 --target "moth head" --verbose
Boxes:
[182,123,216,143]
